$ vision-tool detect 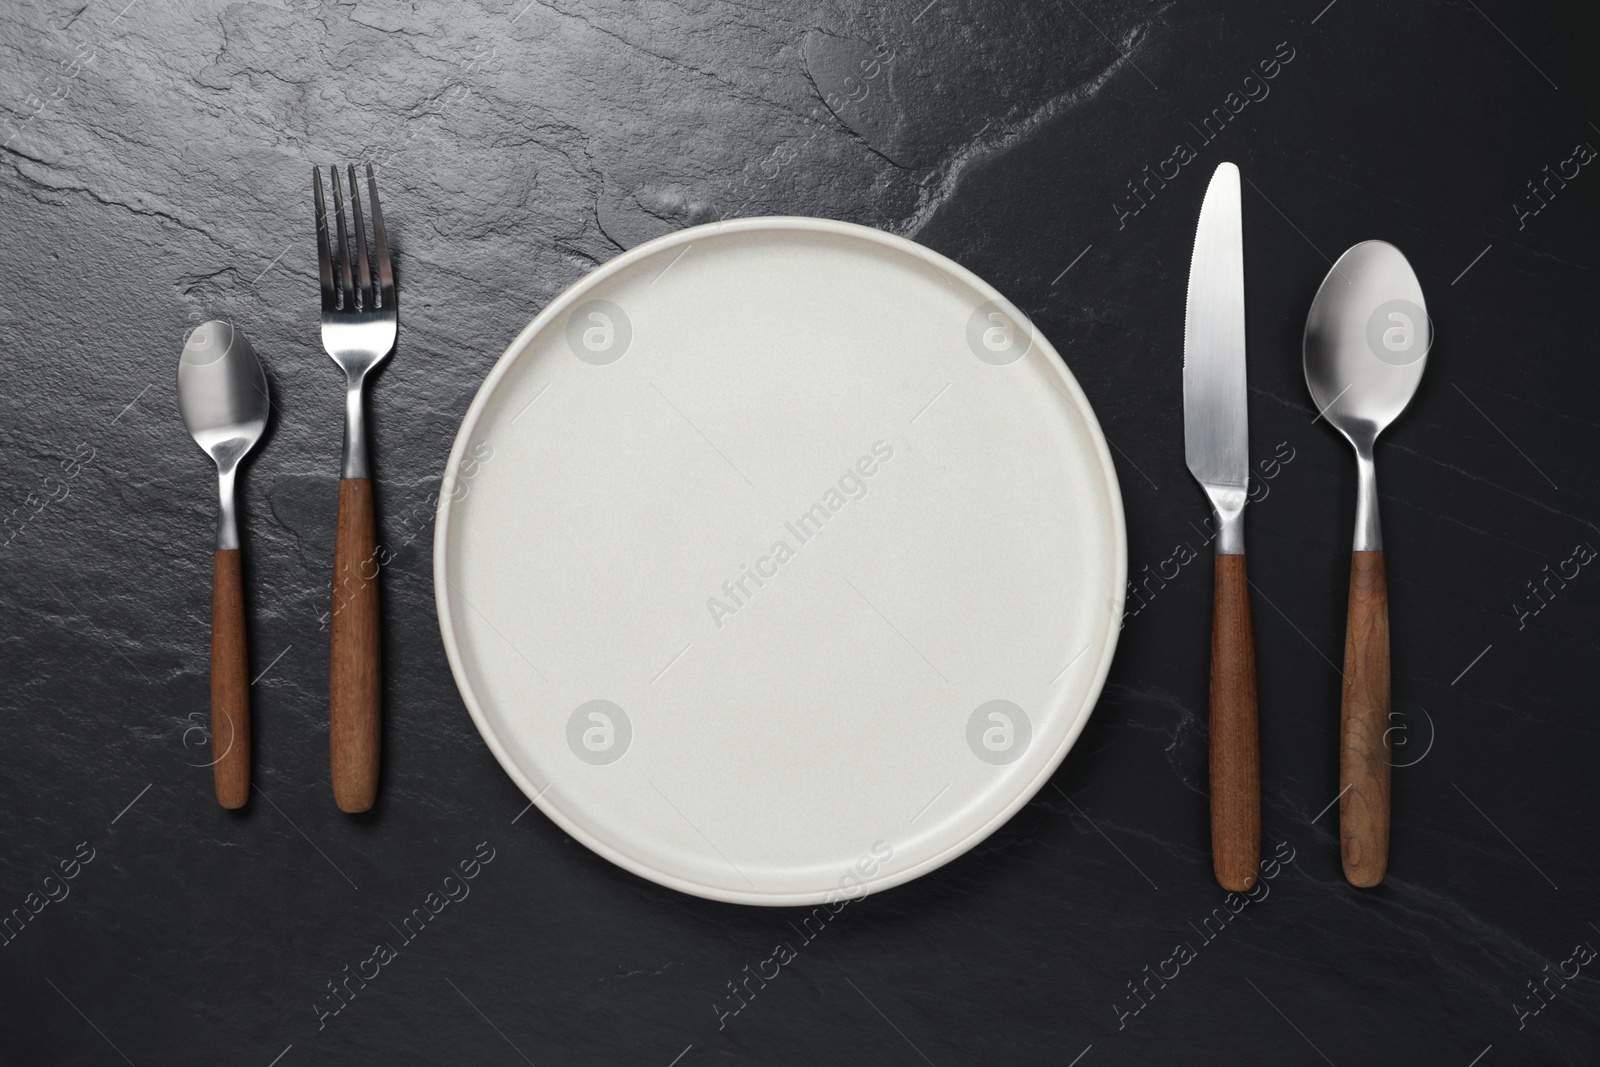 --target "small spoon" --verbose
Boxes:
[1303,241,1431,887]
[178,321,269,809]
